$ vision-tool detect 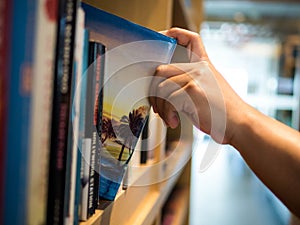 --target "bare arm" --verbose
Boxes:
[149,27,300,217]
[232,102,300,216]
